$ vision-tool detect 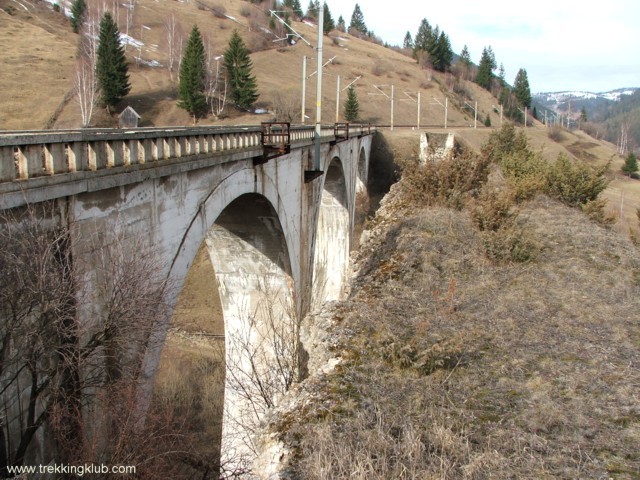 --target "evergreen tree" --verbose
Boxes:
[344,86,359,121]
[349,3,367,35]
[337,15,346,32]
[622,152,638,177]
[513,68,532,108]
[70,0,86,33]
[414,18,432,53]
[306,0,319,19]
[322,2,334,34]
[292,0,303,18]
[403,31,413,50]
[459,45,471,66]
[96,12,130,112]
[283,0,303,18]
[224,30,259,110]
[413,18,446,68]
[580,106,588,122]
[475,46,496,90]
[498,63,506,86]
[178,25,207,121]
[432,31,452,72]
